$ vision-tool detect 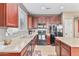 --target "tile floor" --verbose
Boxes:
[32,45,57,56]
